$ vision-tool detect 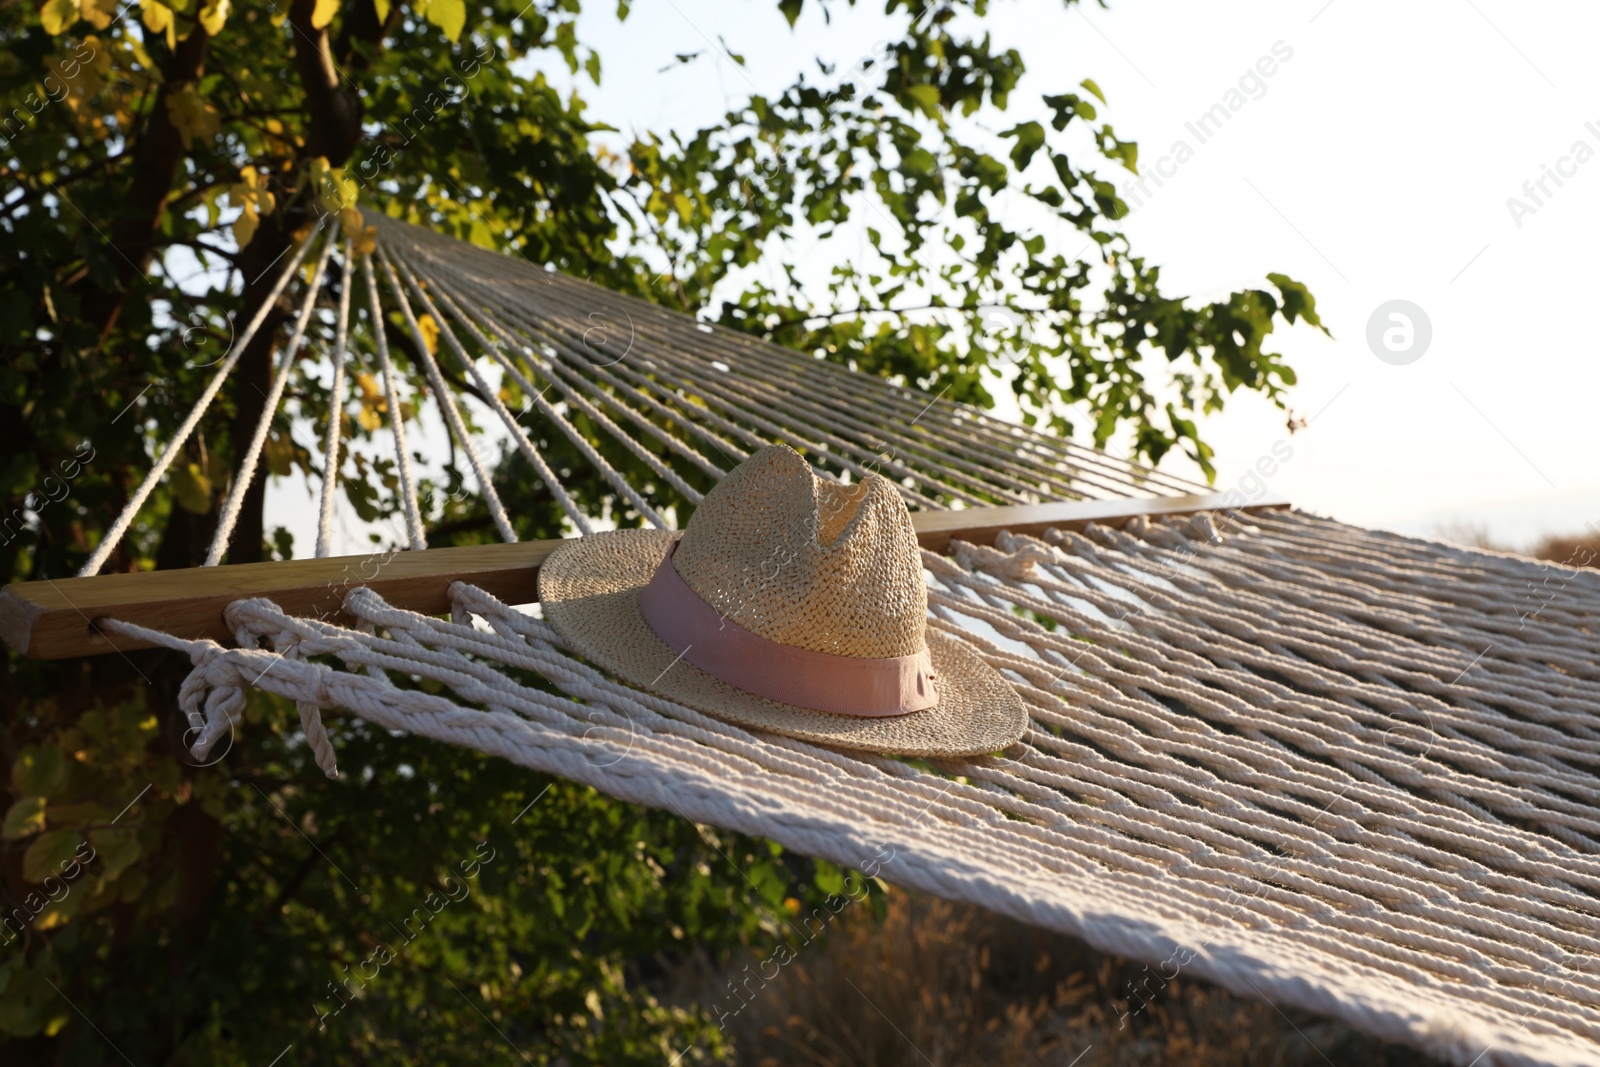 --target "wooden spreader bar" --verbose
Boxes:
[0,493,1288,659]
